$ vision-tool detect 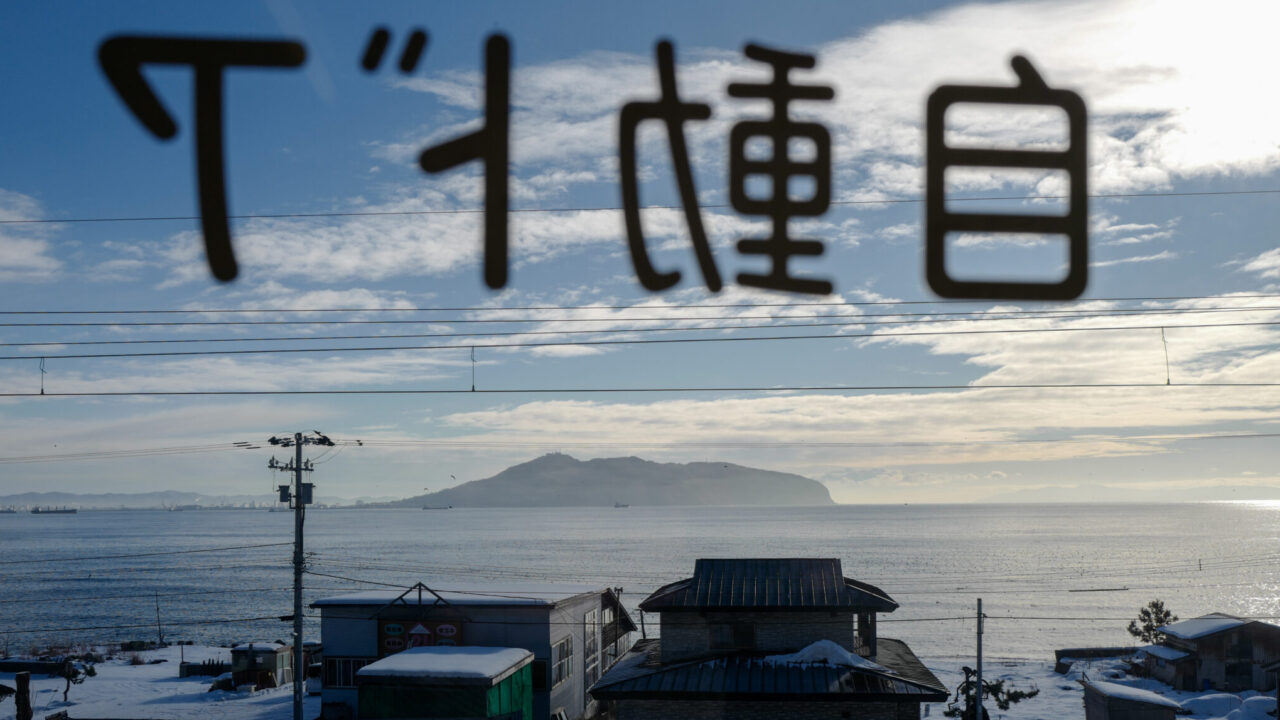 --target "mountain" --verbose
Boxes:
[396,453,835,508]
